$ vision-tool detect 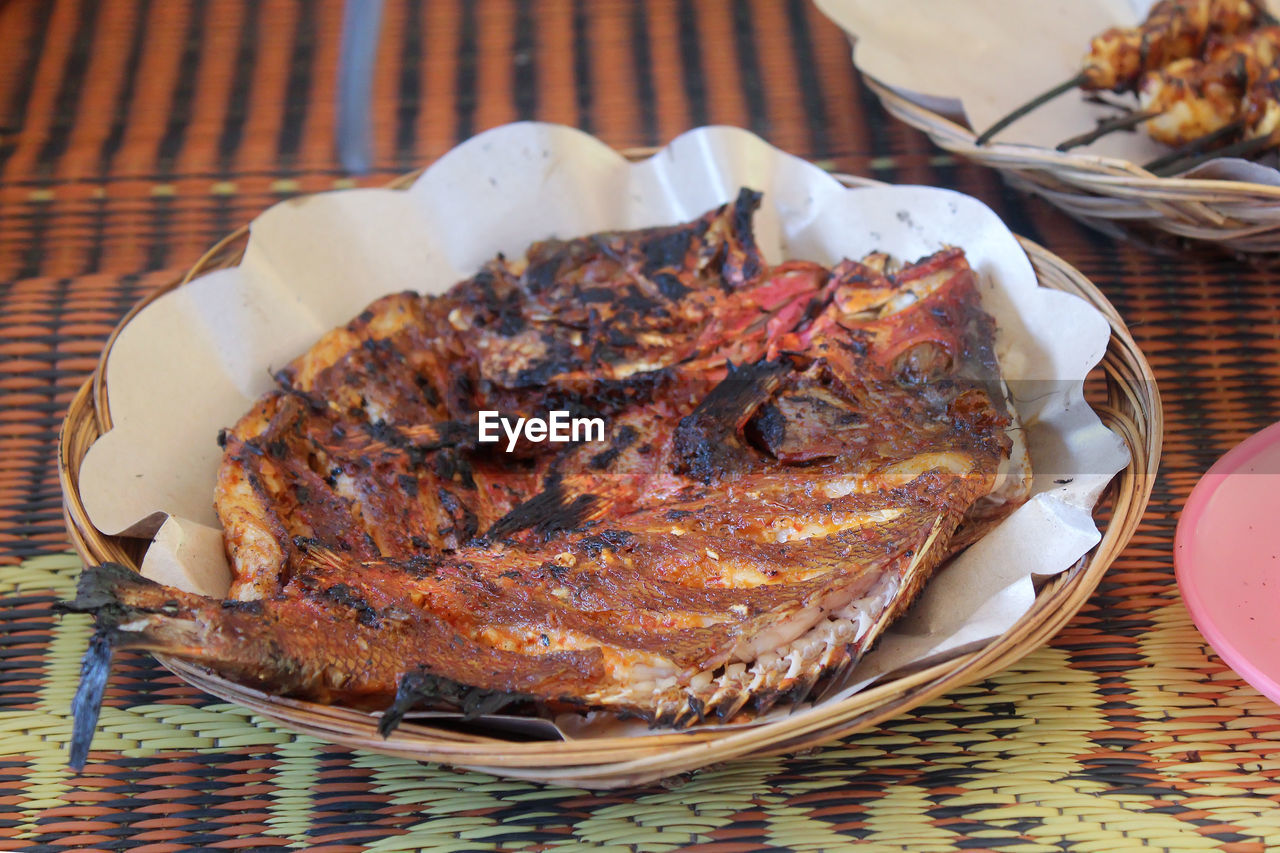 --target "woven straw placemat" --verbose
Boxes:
[7,549,1280,850]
